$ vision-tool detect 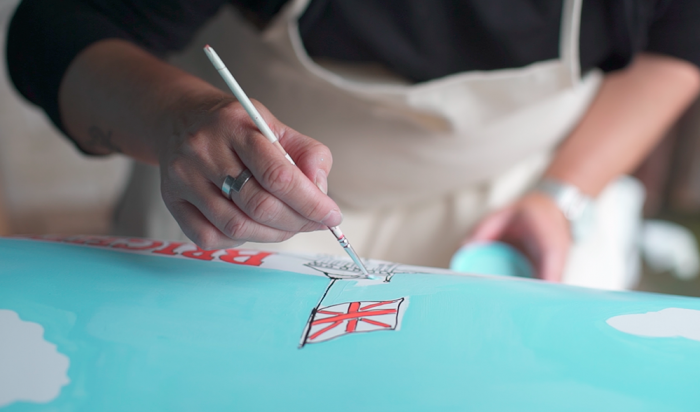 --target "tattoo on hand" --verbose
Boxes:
[87,126,121,153]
